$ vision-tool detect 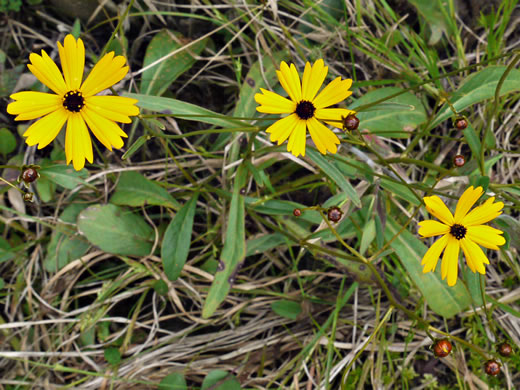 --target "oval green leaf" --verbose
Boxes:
[158,373,187,390]
[201,370,241,390]
[78,204,153,256]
